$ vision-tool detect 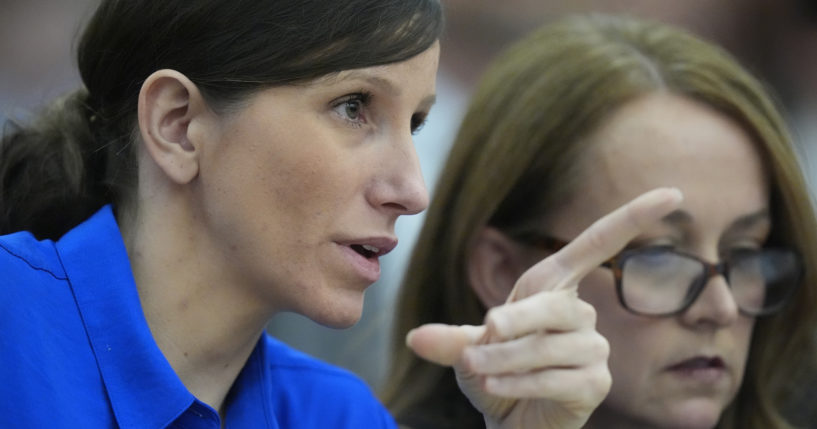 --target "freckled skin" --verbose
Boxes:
[189,44,440,328]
